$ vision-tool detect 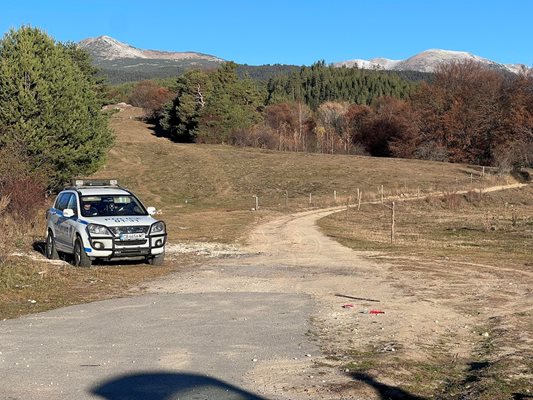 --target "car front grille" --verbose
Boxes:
[114,240,148,246]
[109,226,150,236]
